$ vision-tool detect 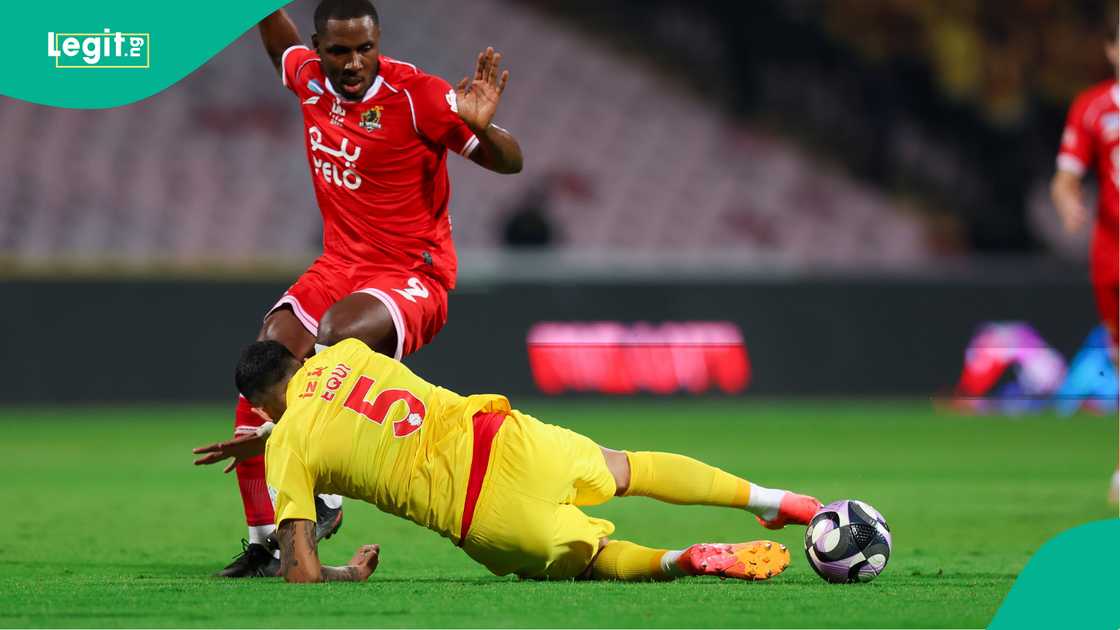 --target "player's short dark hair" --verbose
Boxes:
[314,0,380,33]
[235,341,299,403]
